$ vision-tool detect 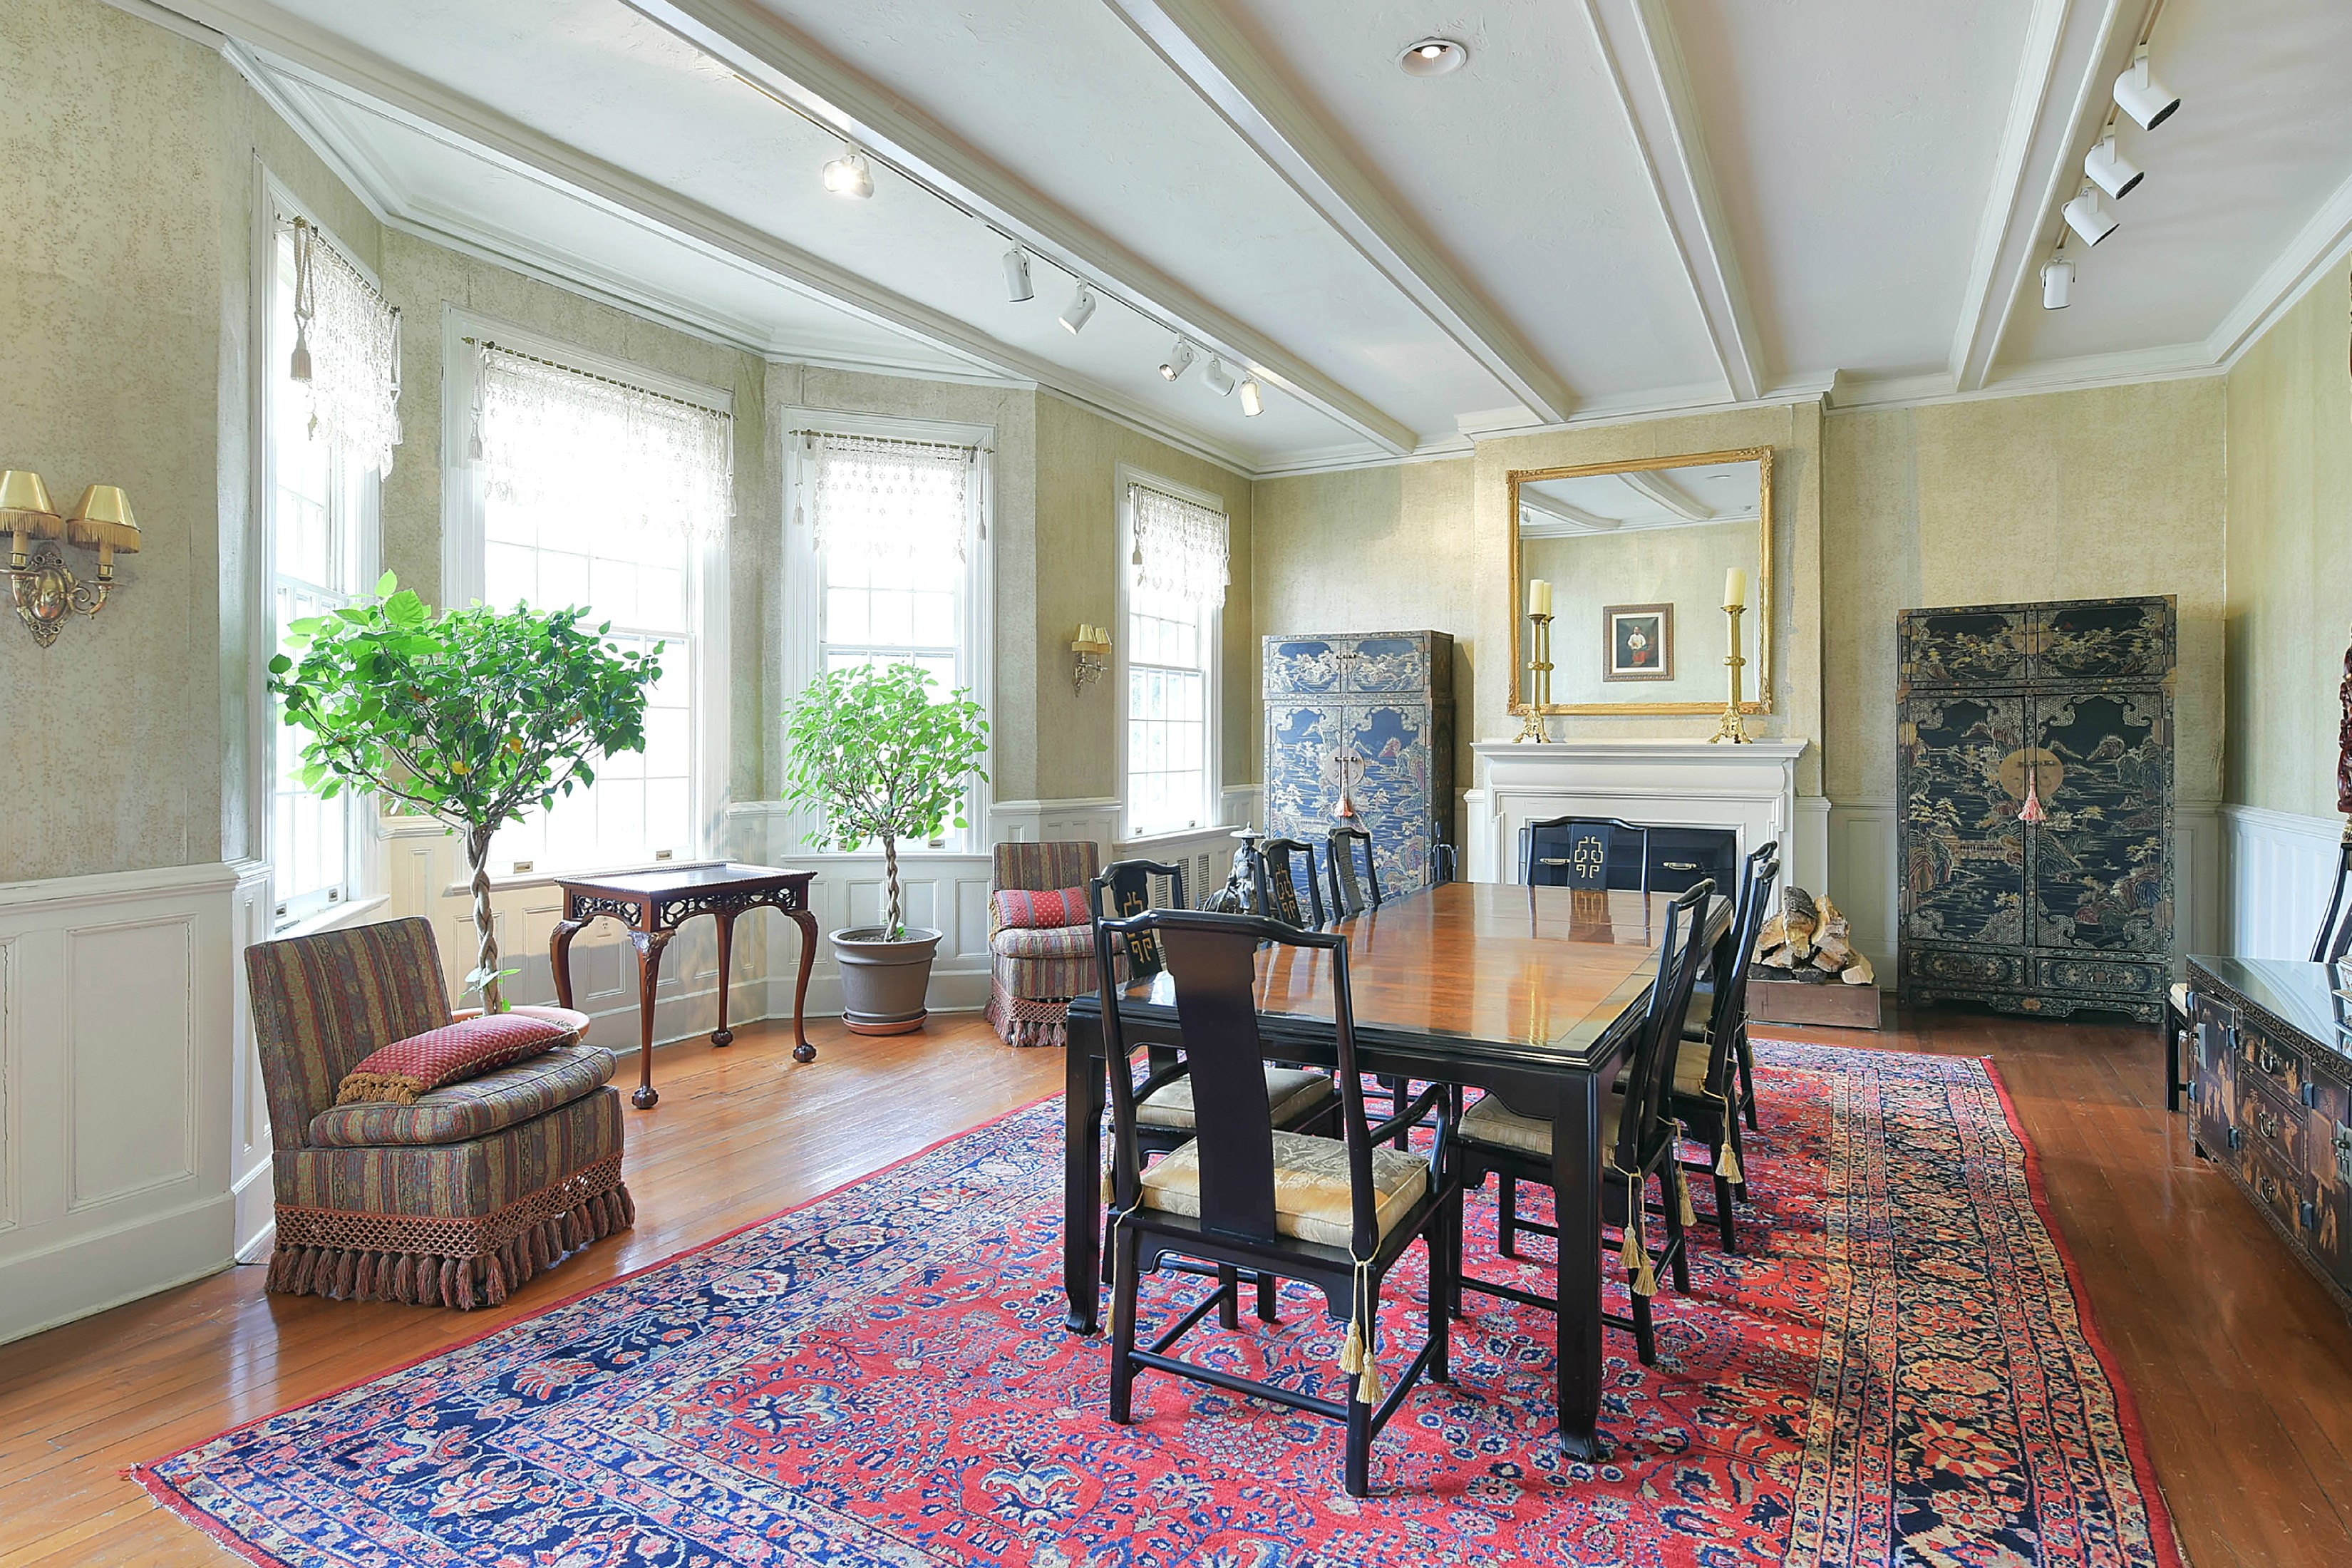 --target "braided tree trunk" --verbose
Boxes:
[465,823,503,1012]
[881,832,903,940]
